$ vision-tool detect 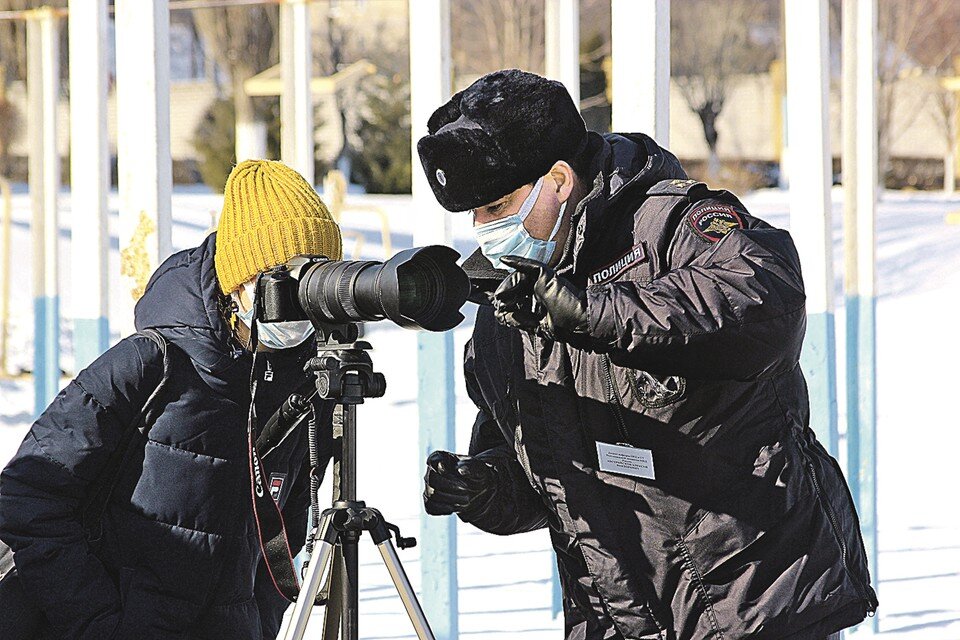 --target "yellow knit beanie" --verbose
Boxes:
[215,160,343,294]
